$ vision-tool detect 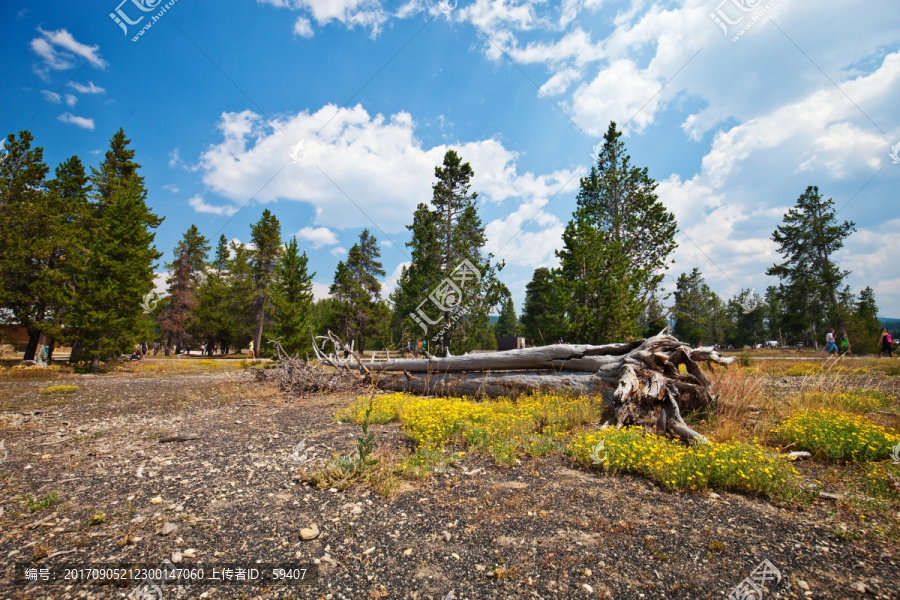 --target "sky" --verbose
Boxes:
[2,0,899,319]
